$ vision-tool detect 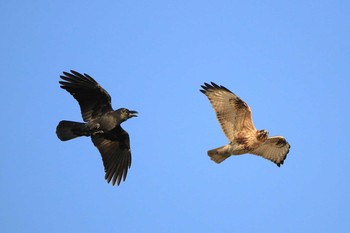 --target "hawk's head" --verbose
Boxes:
[257,129,269,142]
